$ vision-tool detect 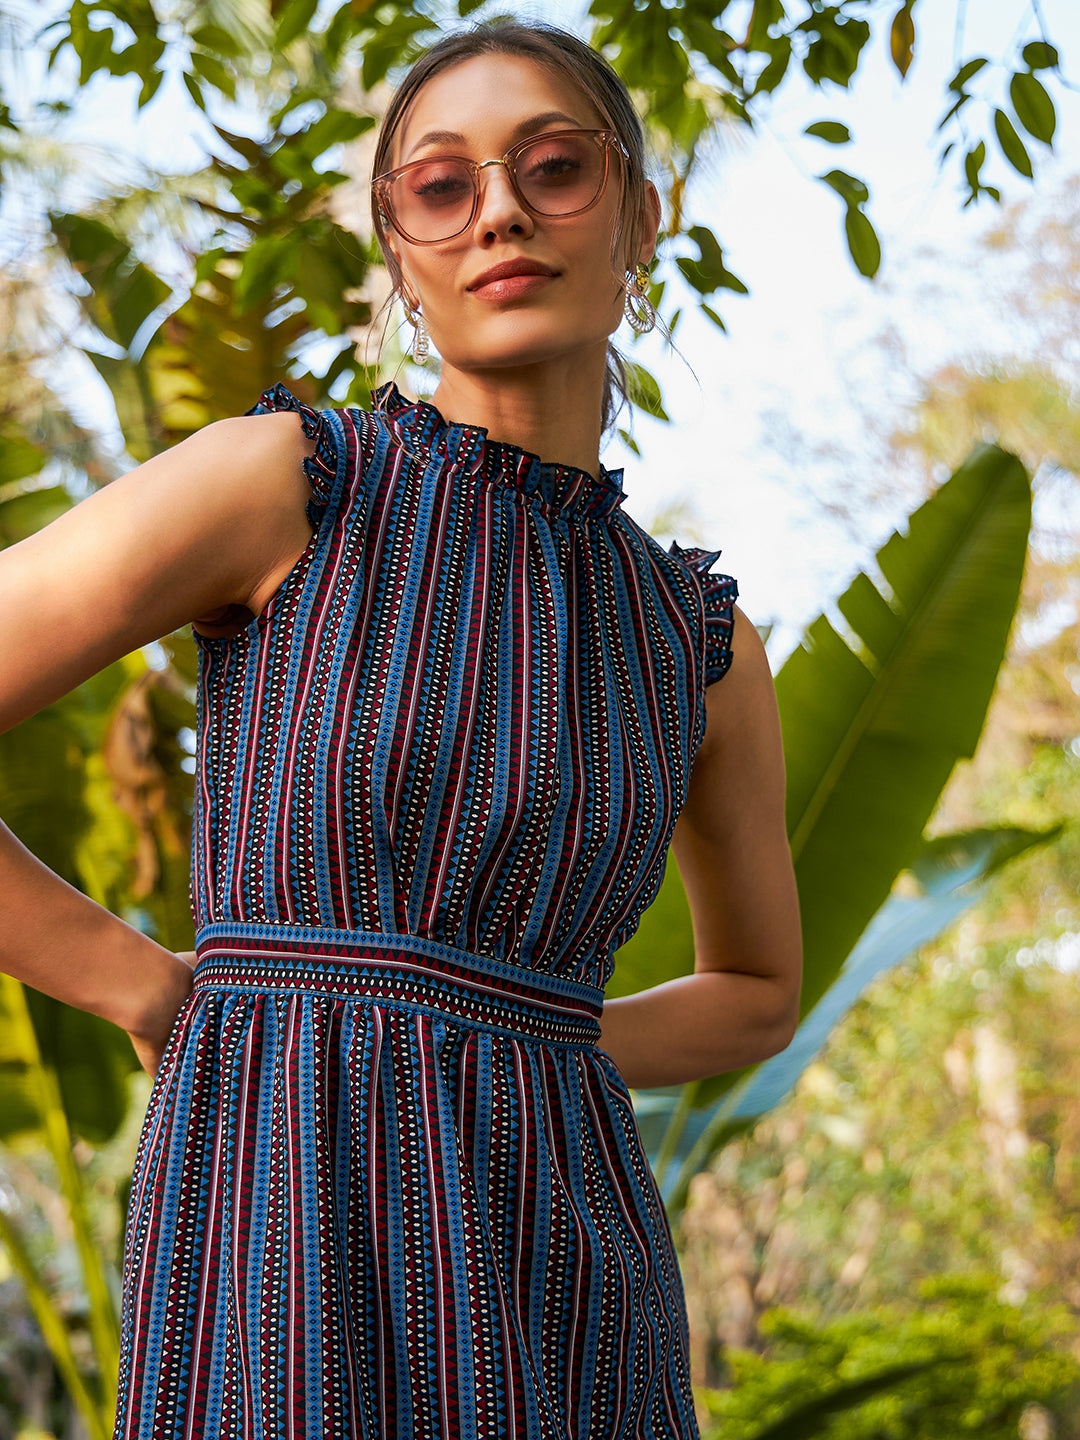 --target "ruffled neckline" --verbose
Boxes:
[372,381,626,518]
